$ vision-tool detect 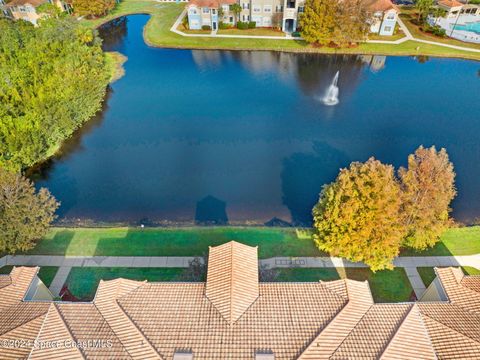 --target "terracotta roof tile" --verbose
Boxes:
[436,267,480,314]
[0,267,39,311]
[0,249,479,359]
[205,241,259,325]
